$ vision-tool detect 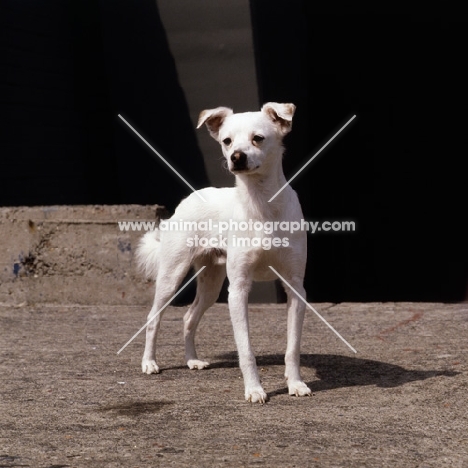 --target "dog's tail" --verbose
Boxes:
[136,206,171,279]
[136,229,161,280]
